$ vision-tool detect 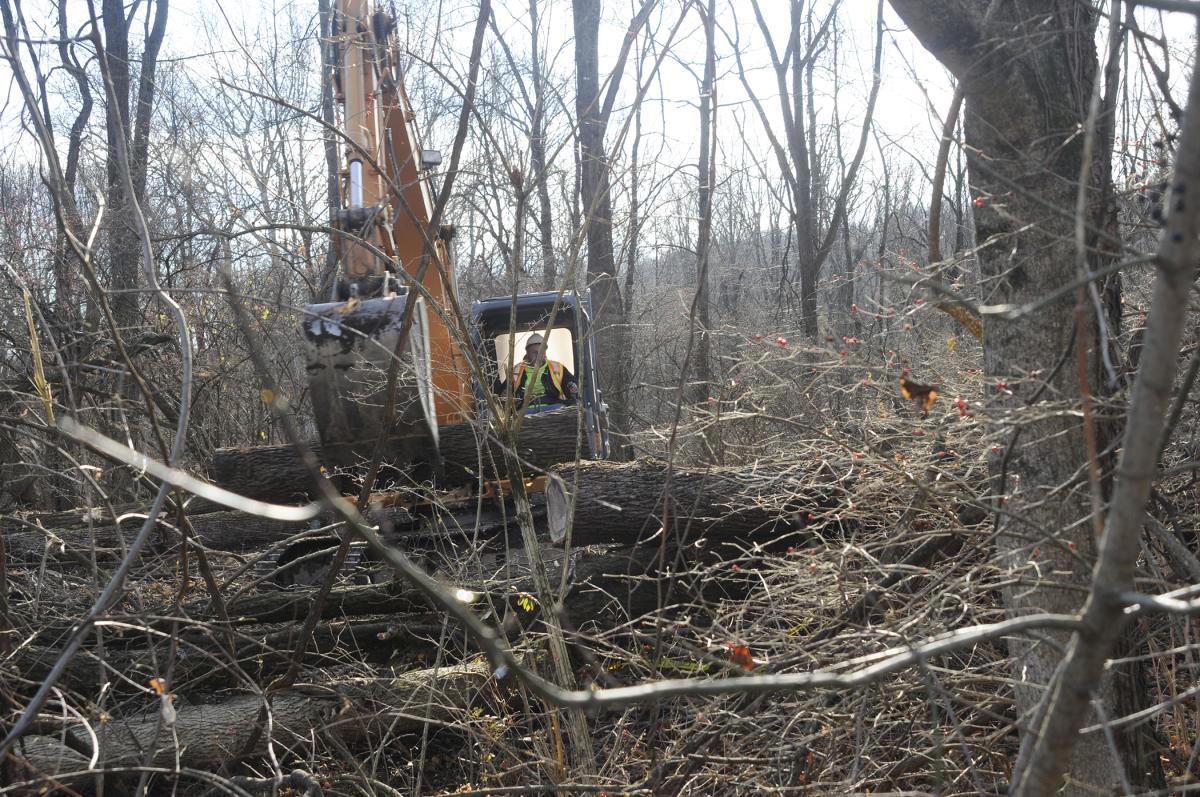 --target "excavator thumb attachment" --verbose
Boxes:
[303,293,438,482]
